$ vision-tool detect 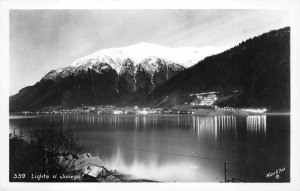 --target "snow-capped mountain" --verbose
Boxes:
[43,42,221,81]
[10,42,222,111]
